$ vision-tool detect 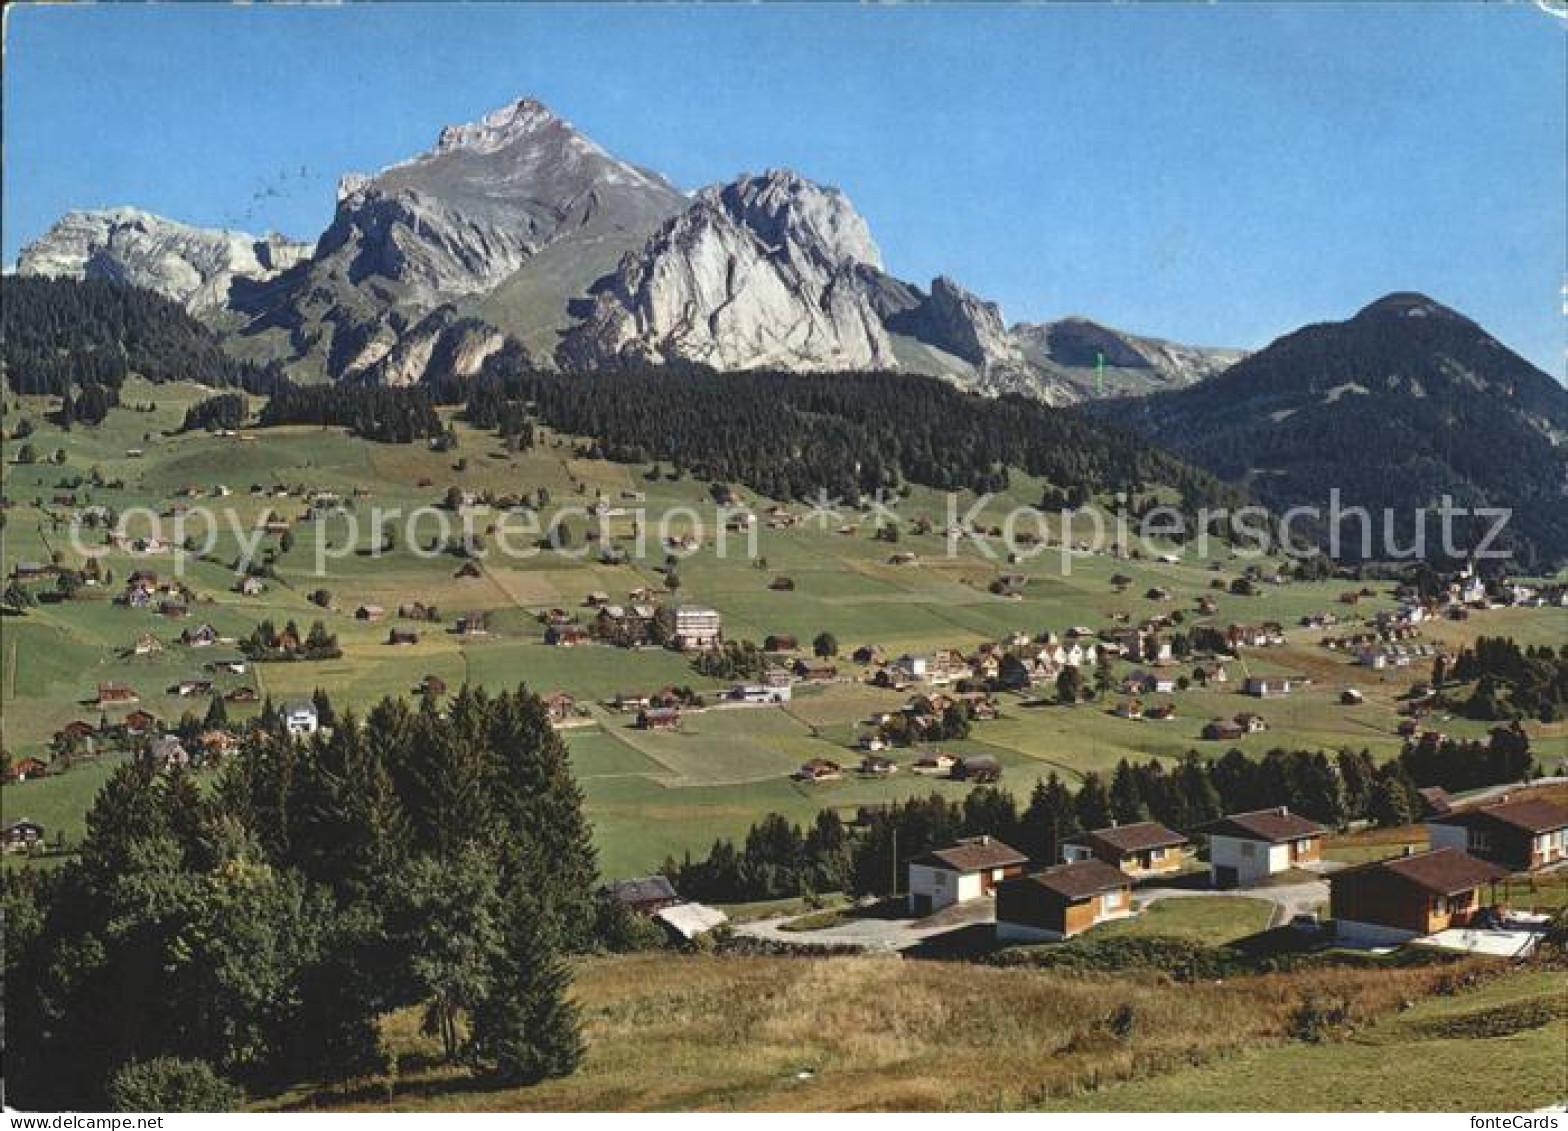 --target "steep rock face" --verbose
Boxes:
[233,98,686,380]
[16,208,309,311]
[890,275,1020,369]
[316,99,683,305]
[884,276,1078,403]
[557,170,897,372]
[1013,317,1245,398]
